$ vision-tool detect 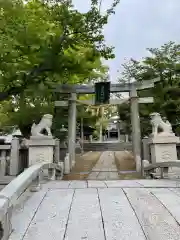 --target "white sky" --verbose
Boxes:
[73,0,180,82]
